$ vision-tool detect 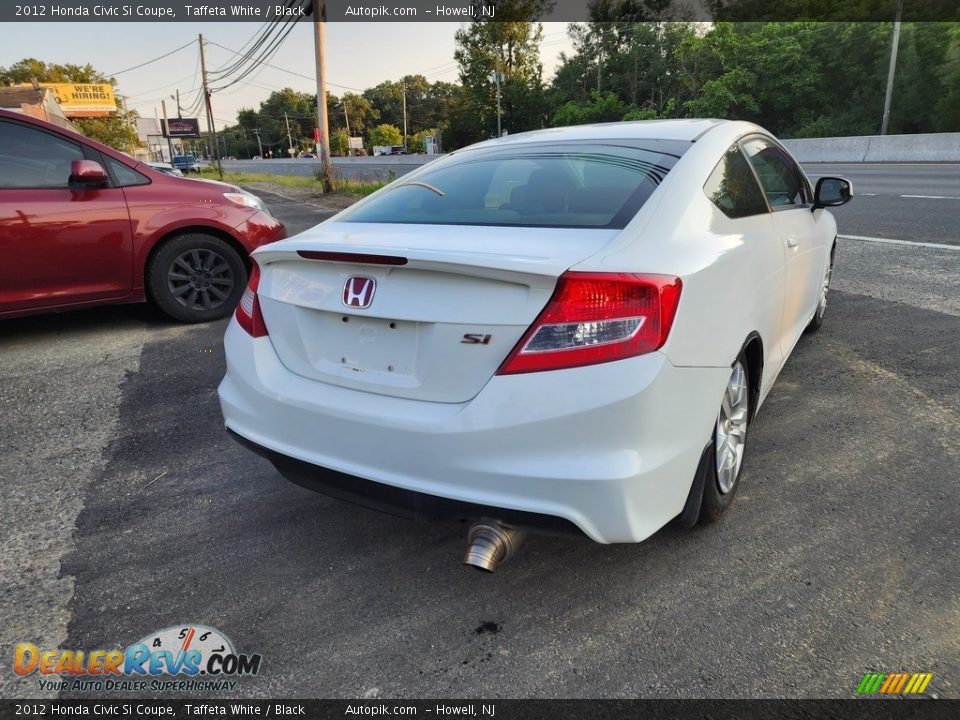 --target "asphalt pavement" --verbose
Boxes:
[805,163,960,247]
[1,169,958,701]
